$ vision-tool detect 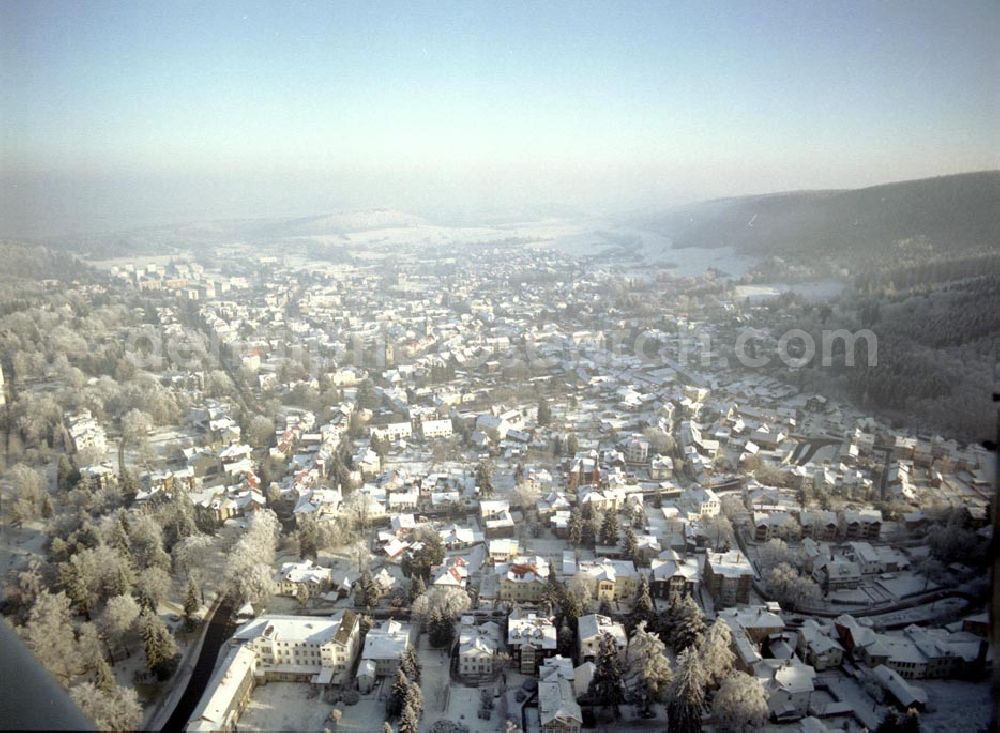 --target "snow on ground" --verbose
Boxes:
[416,634,454,729]
[920,679,992,733]
[336,680,387,733]
[0,521,48,575]
[877,572,938,598]
[239,681,334,732]
[444,687,500,733]
[867,596,967,628]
